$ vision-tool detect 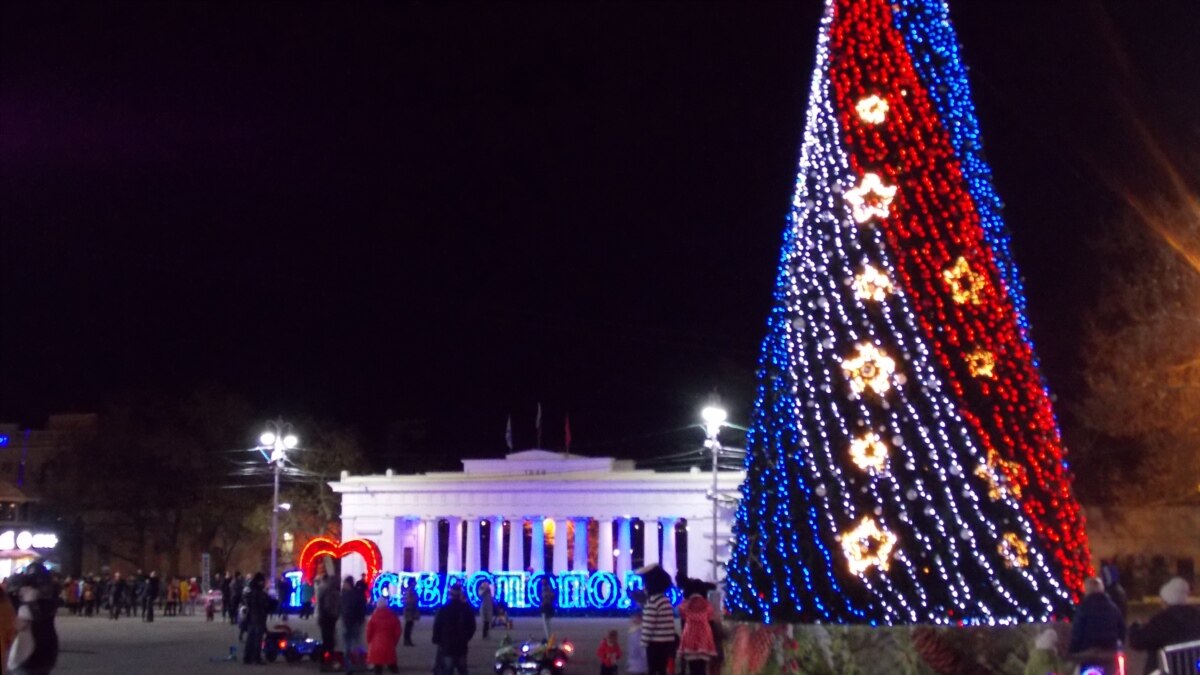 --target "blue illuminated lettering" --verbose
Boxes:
[369,570,681,613]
